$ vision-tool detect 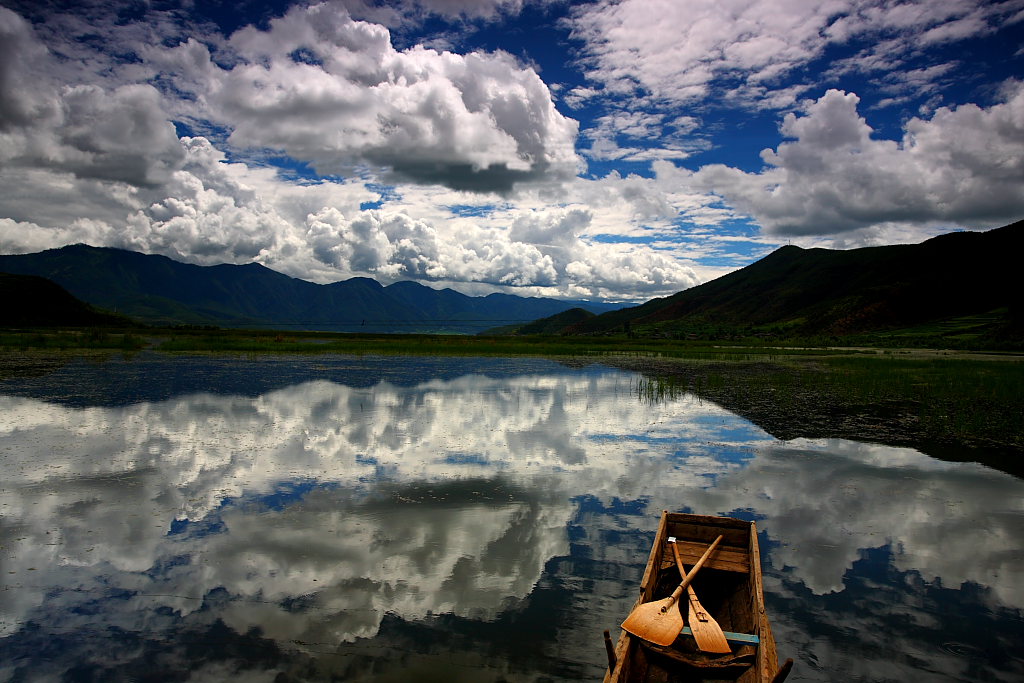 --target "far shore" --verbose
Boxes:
[2,328,1022,475]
